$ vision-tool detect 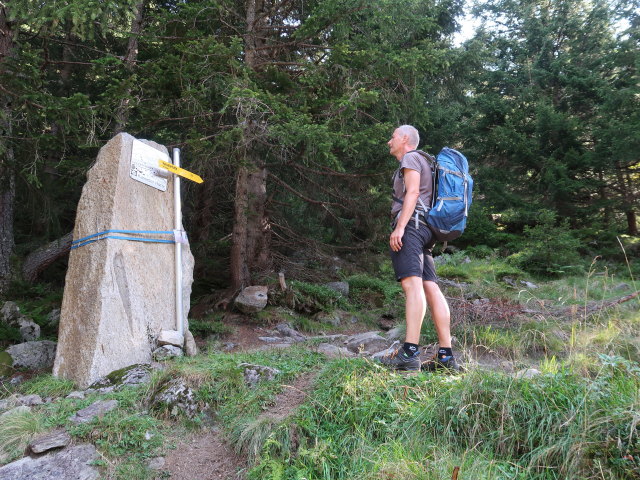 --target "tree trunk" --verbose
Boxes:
[229,0,271,290]
[22,232,73,283]
[624,170,638,236]
[114,1,145,133]
[0,6,15,292]
[615,161,639,236]
[230,156,269,289]
[626,210,638,237]
[0,151,15,292]
[597,169,611,228]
